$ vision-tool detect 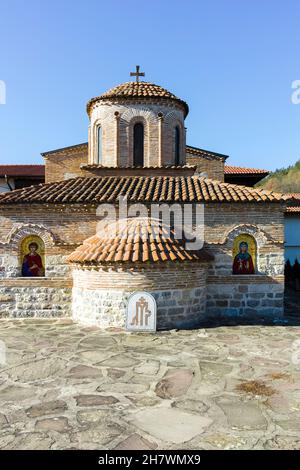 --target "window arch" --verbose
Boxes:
[232,234,256,275]
[174,126,180,165]
[133,122,144,166]
[97,126,102,164]
[20,235,45,277]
